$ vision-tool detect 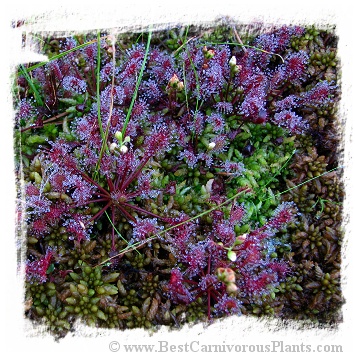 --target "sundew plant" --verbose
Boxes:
[14,23,343,338]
